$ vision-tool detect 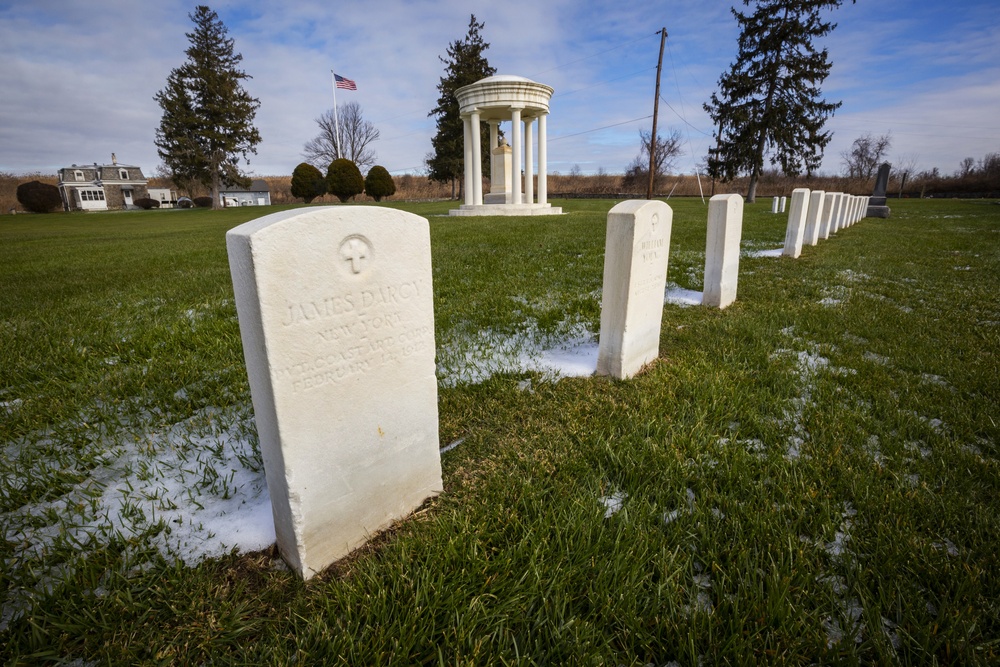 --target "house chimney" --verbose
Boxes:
[112,153,117,165]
